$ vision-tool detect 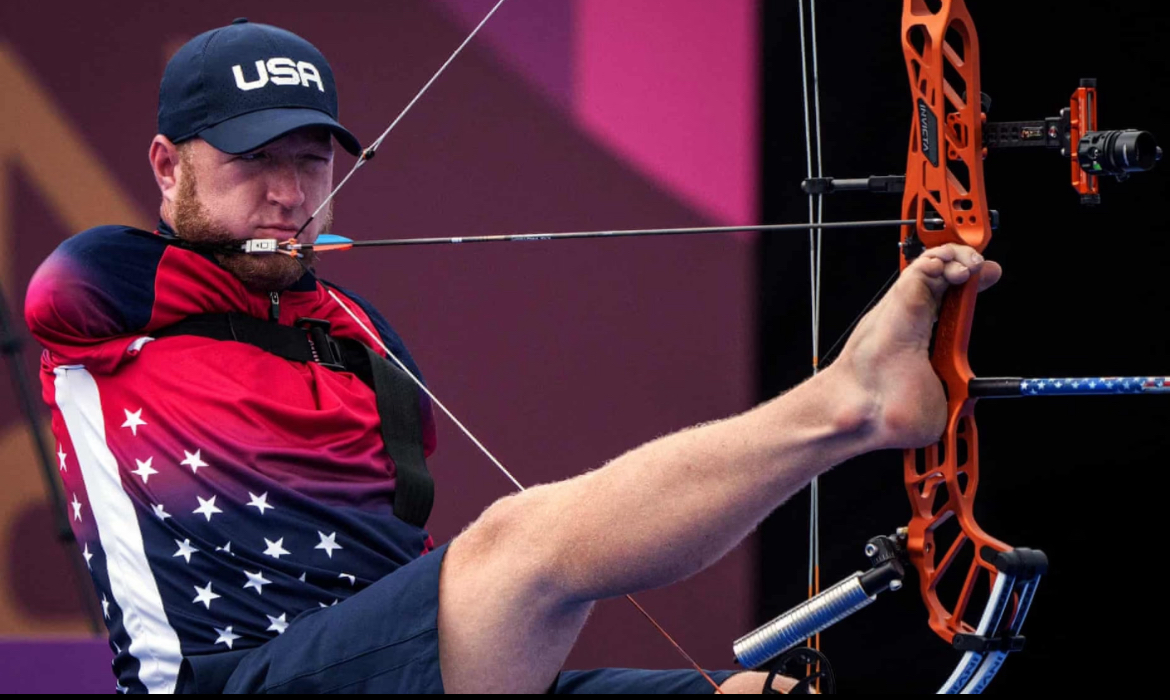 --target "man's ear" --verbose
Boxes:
[149,135,182,205]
